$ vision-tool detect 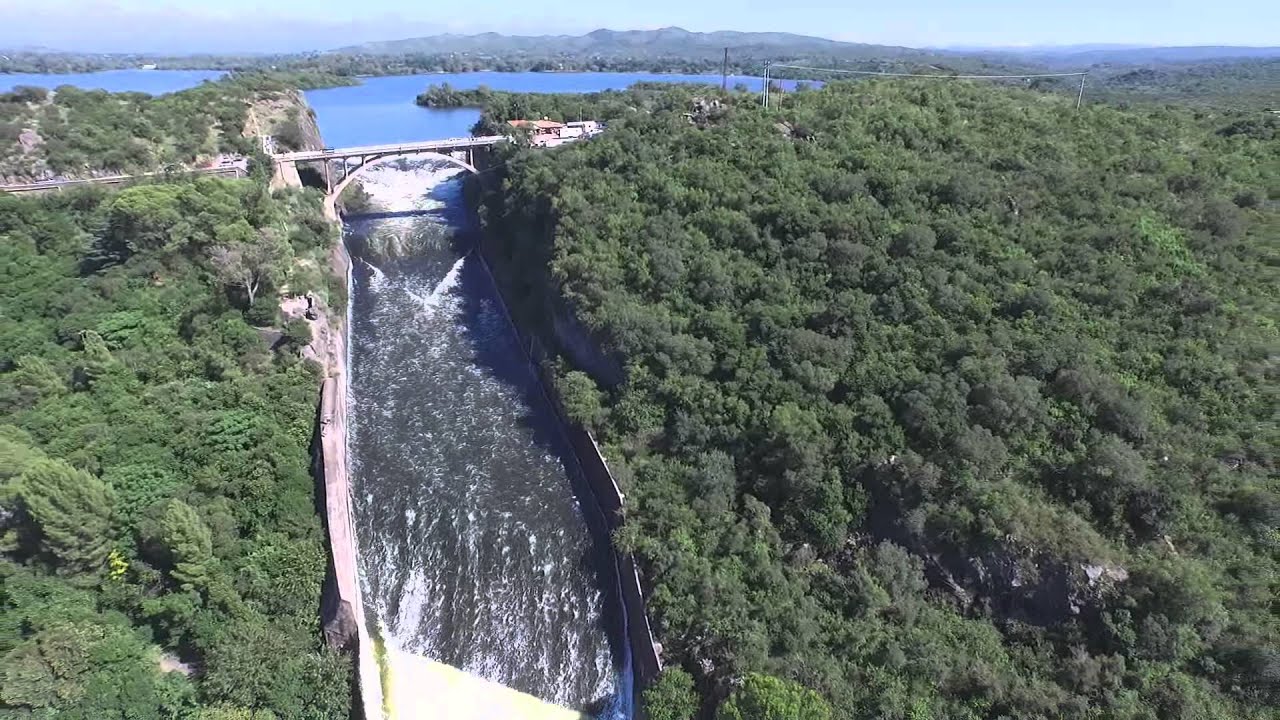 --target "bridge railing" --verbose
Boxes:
[273,136,505,162]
